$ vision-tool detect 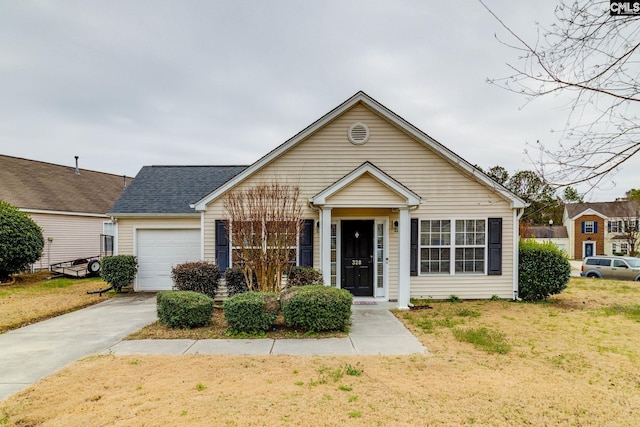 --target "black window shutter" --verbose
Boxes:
[594,221,598,233]
[488,218,502,276]
[410,218,418,276]
[215,220,229,272]
[581,221,585,233]
[299,219,314,267]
